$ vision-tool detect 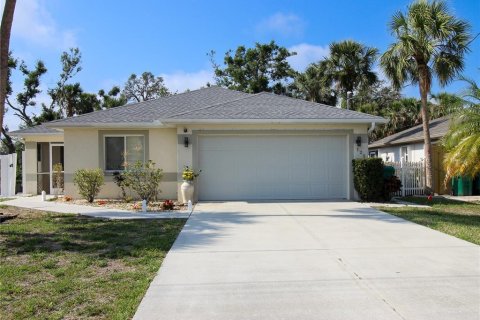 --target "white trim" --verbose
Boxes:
[103,134,146,172]
[163,118,388,124]
[44,118,388,129]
